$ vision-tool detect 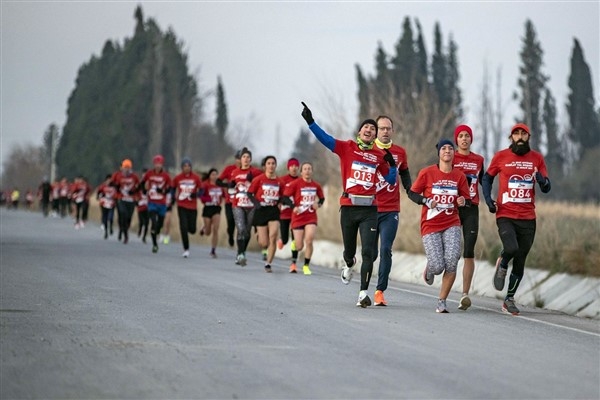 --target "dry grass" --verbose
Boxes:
[81,194,600,276]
